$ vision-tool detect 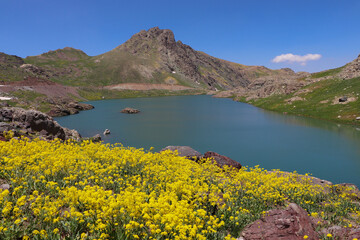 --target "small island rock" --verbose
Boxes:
[103,129,111,135]
[121,107,140,114]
